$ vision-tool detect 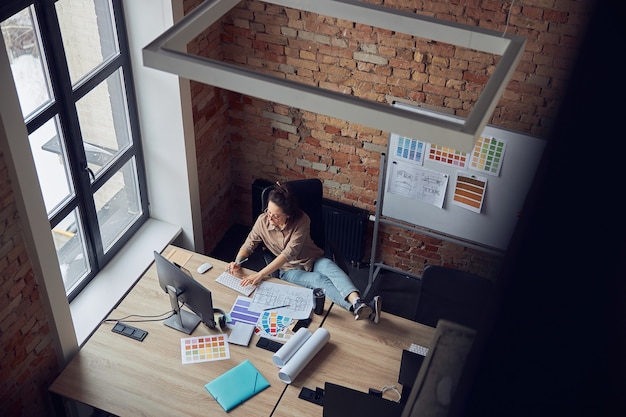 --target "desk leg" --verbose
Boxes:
[50,391,68,417]
[363,264,382,299]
